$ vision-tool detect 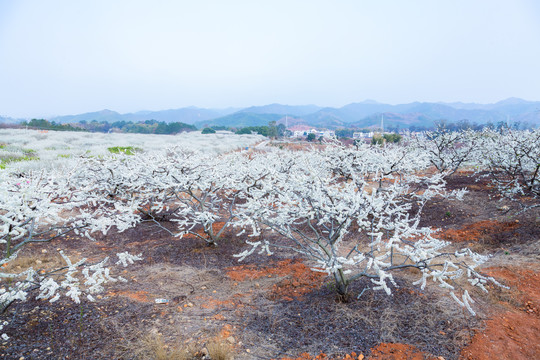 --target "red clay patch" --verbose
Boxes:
[483,266,540,308]
[279,345,437,360]
[195,293,250,310]
[219,324,234,338]
[460,310,540,360]
[108,290,151,302]
[280,352,365,360]
[439,220,520,243]
[199,298,237,310]
[226,259,326,300]
[369,343,436,360]
[461,266,540,359]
